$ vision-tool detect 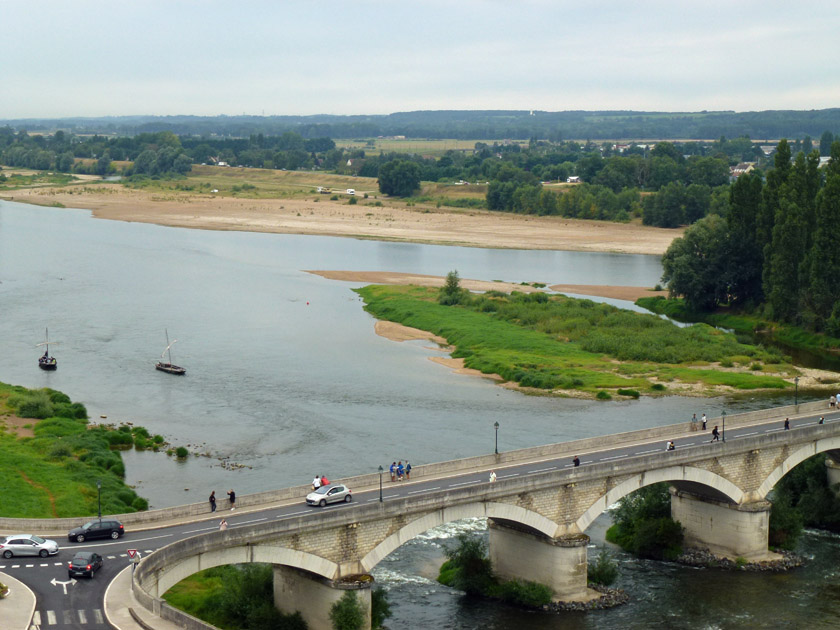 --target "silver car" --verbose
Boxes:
[305,484,352,507]
[1,534,60,558]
